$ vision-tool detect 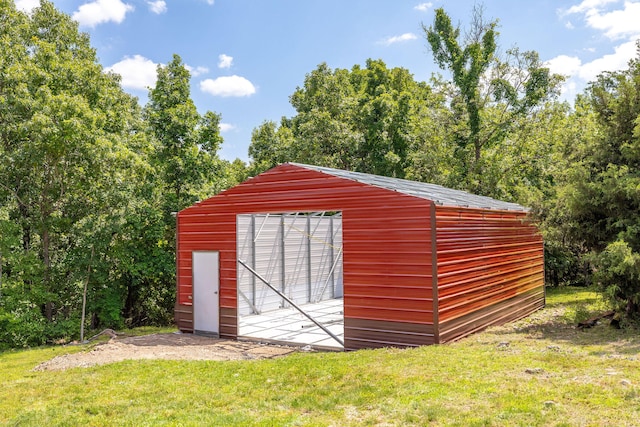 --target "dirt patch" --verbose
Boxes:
[34,333,298,371]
